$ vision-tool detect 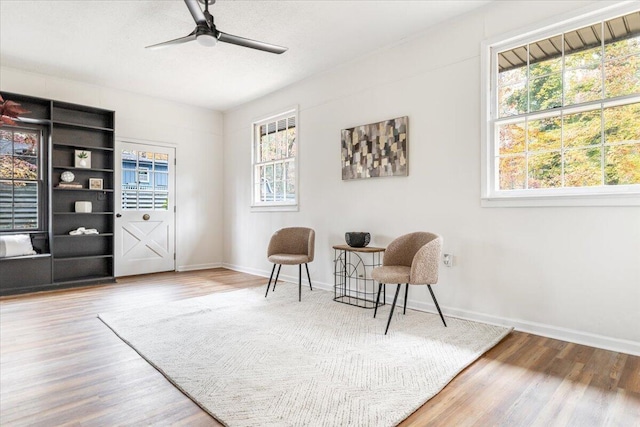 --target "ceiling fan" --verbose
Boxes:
[146,0,288,54]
